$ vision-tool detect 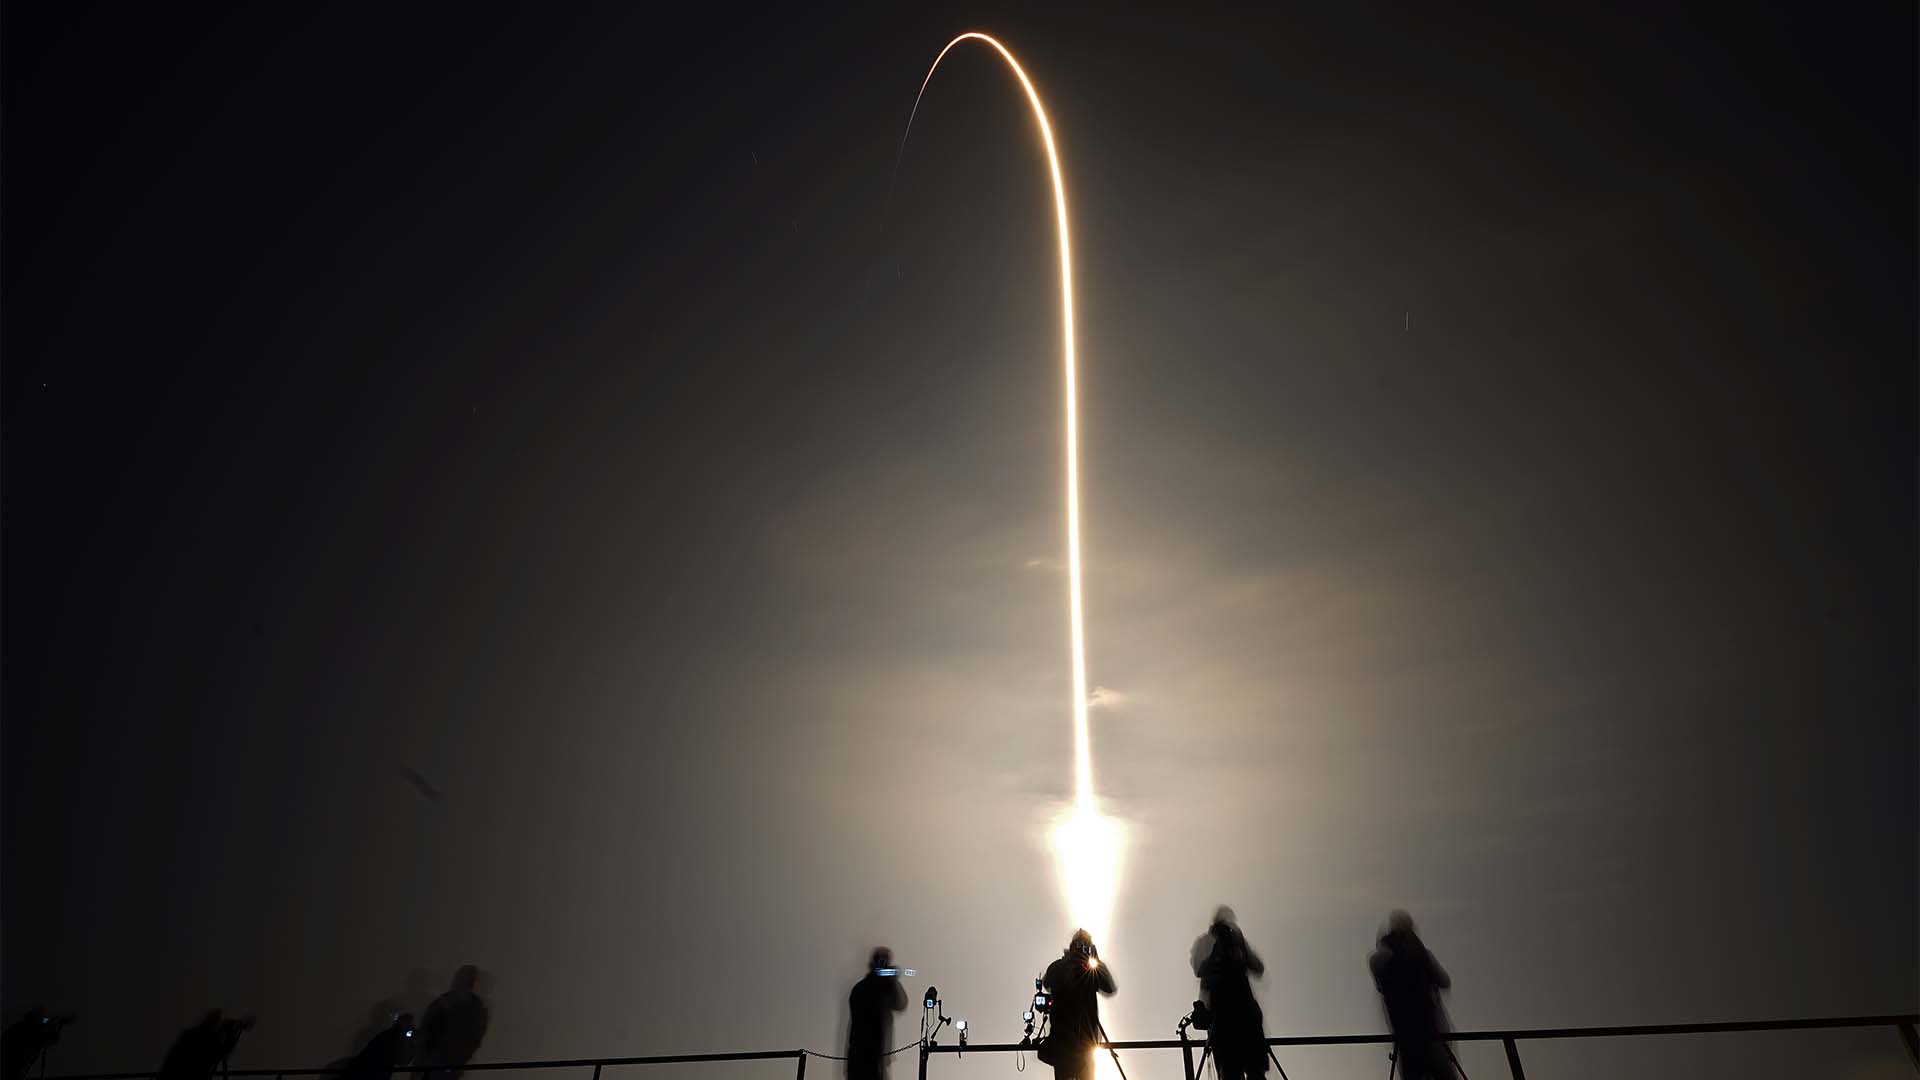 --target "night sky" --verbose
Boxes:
[4,5,1914,1079]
